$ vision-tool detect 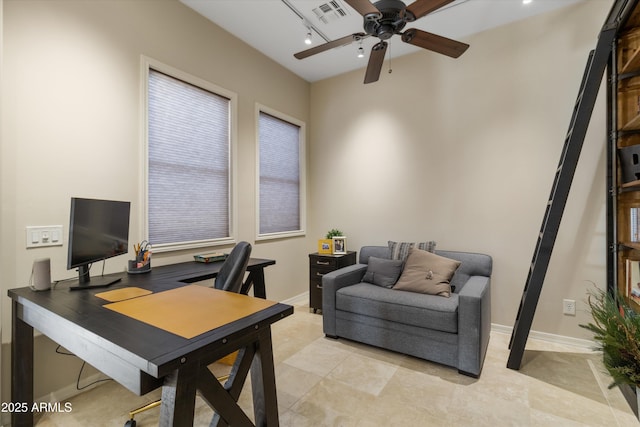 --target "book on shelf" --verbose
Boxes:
[194,252,227,263]
[632,207,640,242]
[626,258,640,304]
